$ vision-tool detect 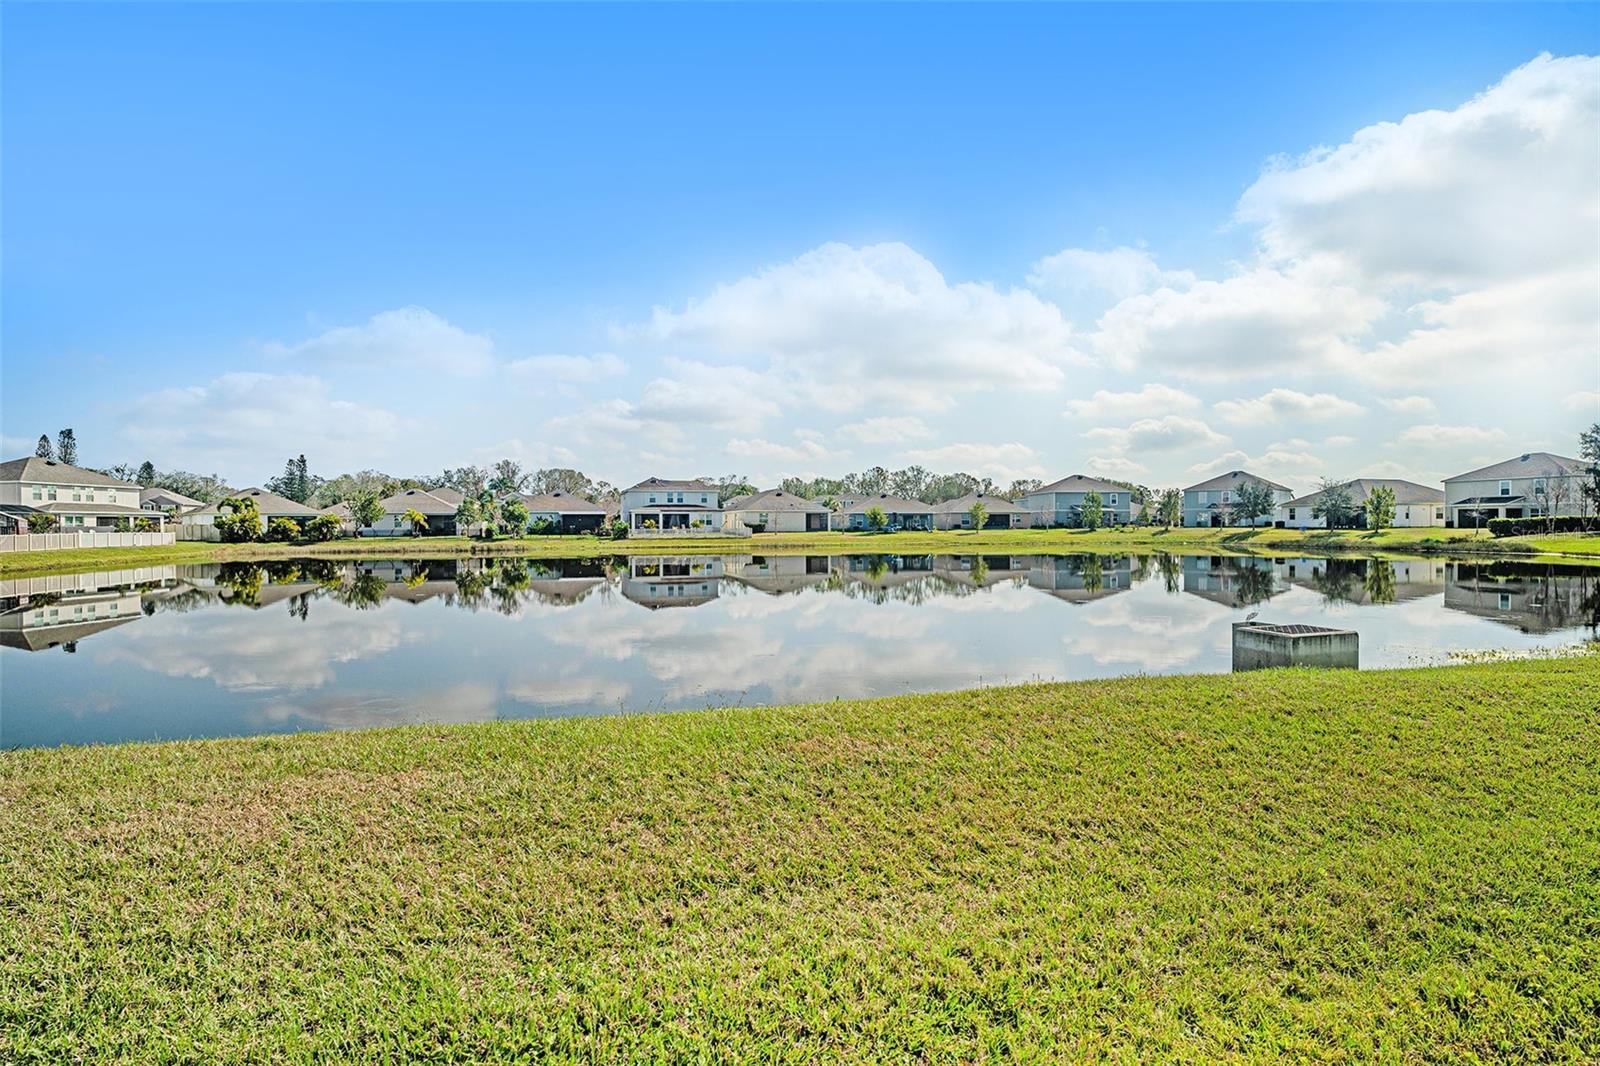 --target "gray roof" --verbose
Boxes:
[1284,478,1443,508]
[1183,469,1292,493]
[932,491,1025,513]
[721,493,753,511]
[723,489,829,513]
[0,457,138,489]
[838,494,933,514]
[180,487,320,518]
[625,477,714,492]
[319,502,352,518]
[141,487,204,508]
[378,488,462,515]
[1030,474,1131,496]
[518,491,605,514]
[1444,452,1585,483]
[427,486,466,506]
